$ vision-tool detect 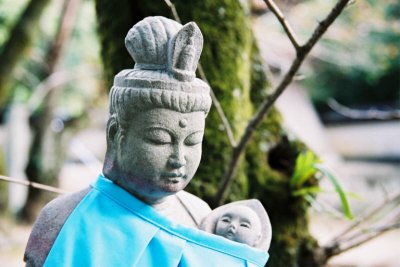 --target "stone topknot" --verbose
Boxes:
[125,16,204,82]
